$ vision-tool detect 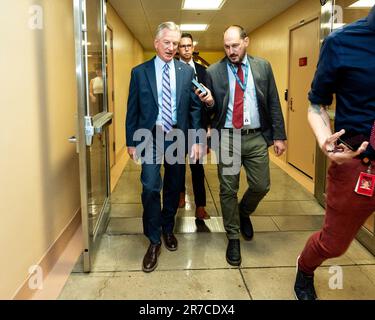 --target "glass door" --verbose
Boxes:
[72,0,112,272]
